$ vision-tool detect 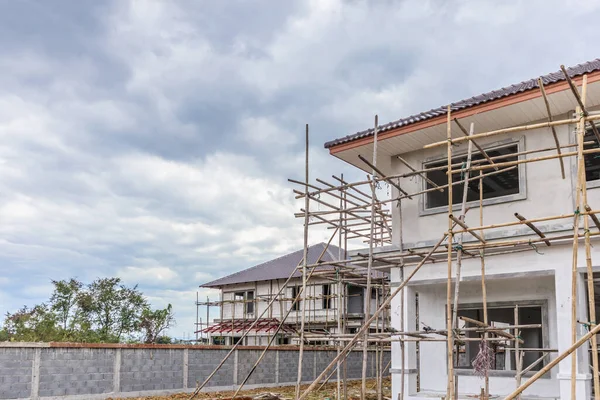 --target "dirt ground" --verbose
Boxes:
[109,377,391,400]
